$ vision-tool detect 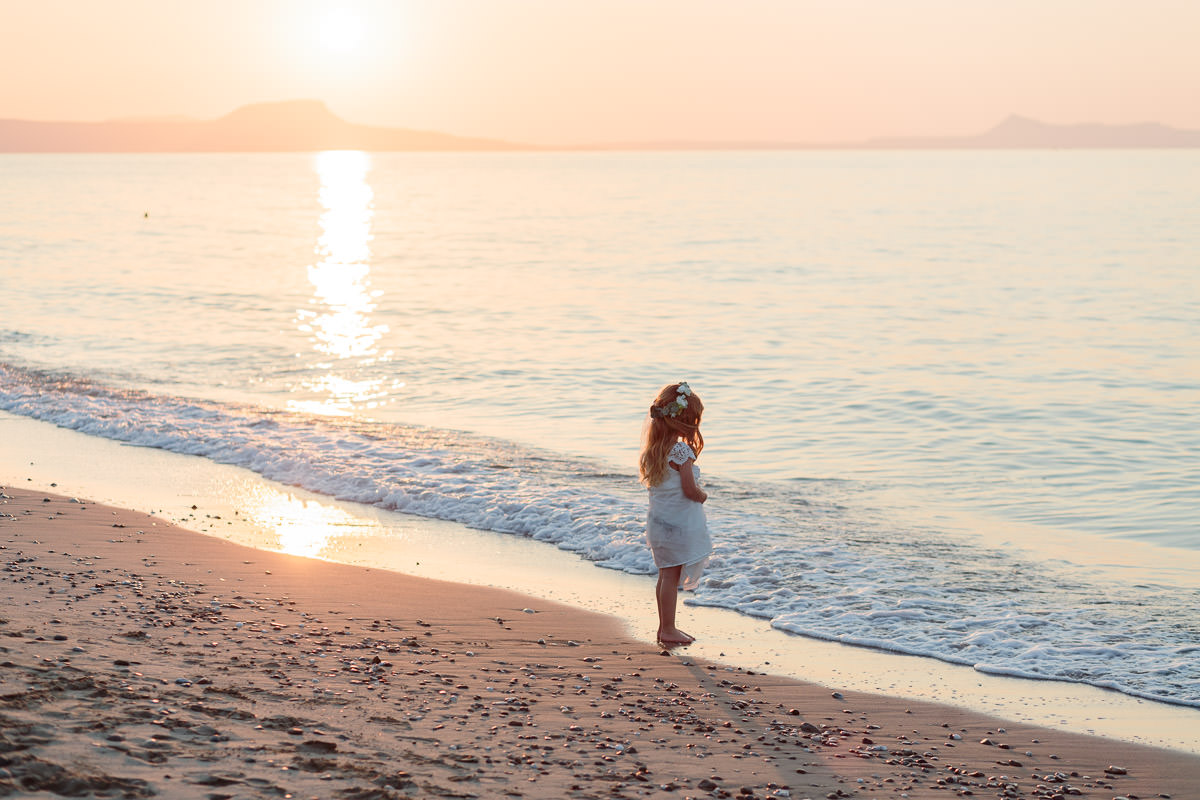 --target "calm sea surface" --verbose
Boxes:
[1,150,1198,706]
